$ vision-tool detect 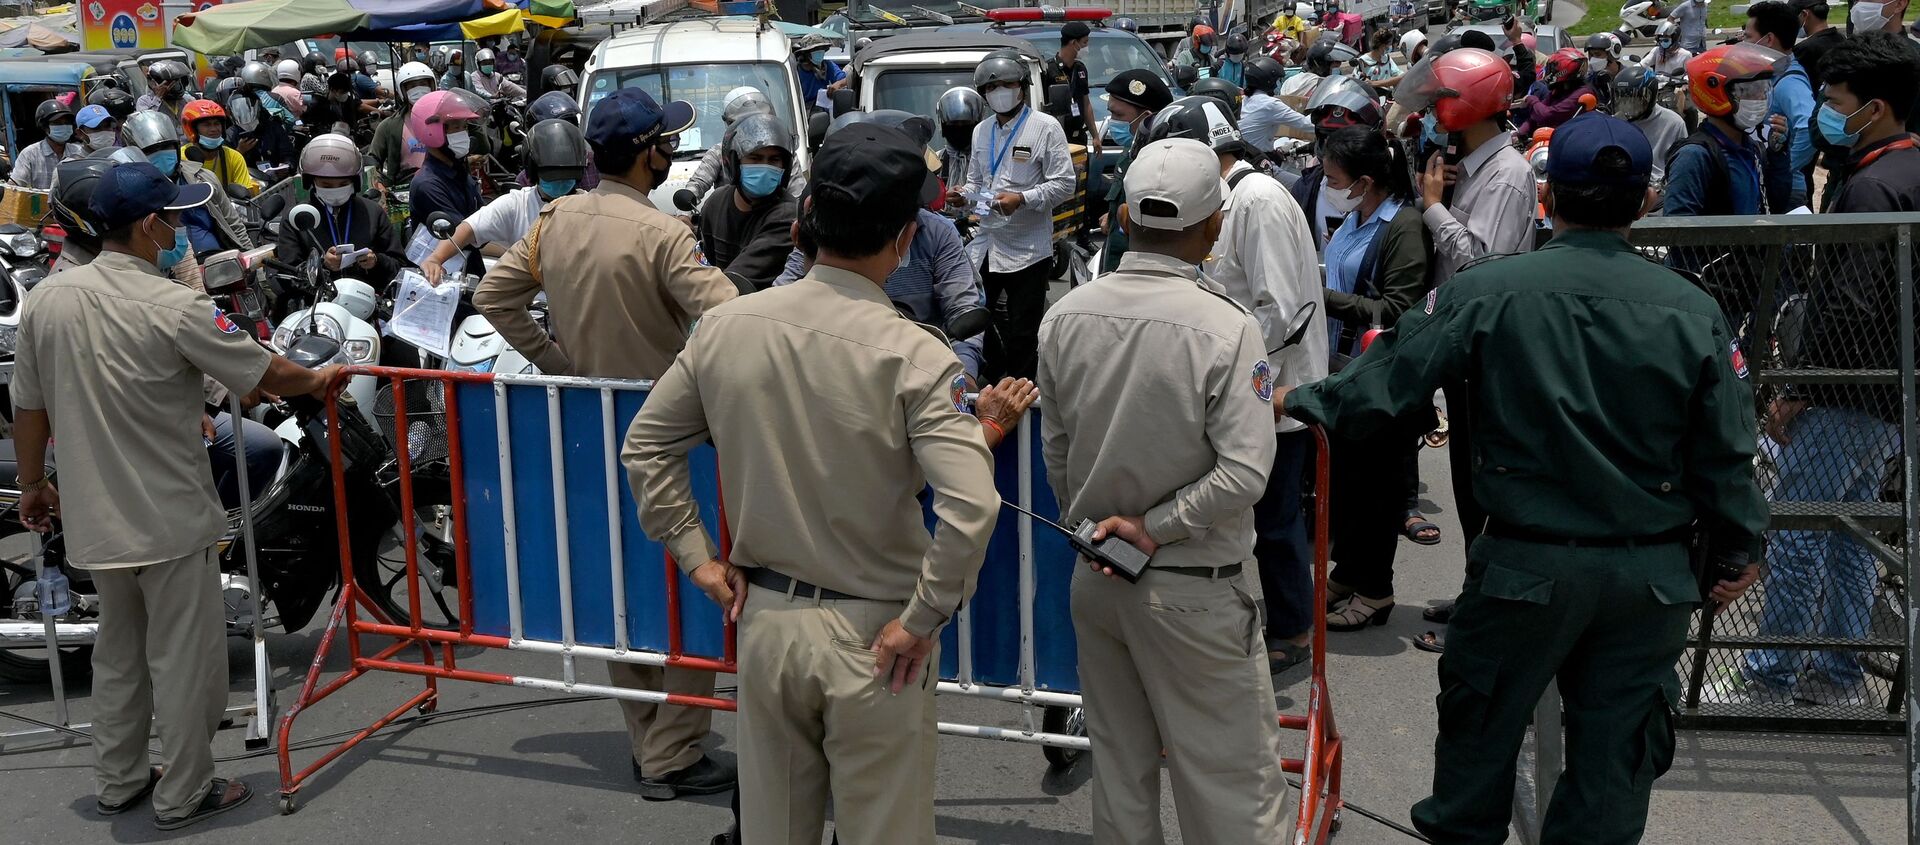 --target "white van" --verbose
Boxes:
[581,17,811,208]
